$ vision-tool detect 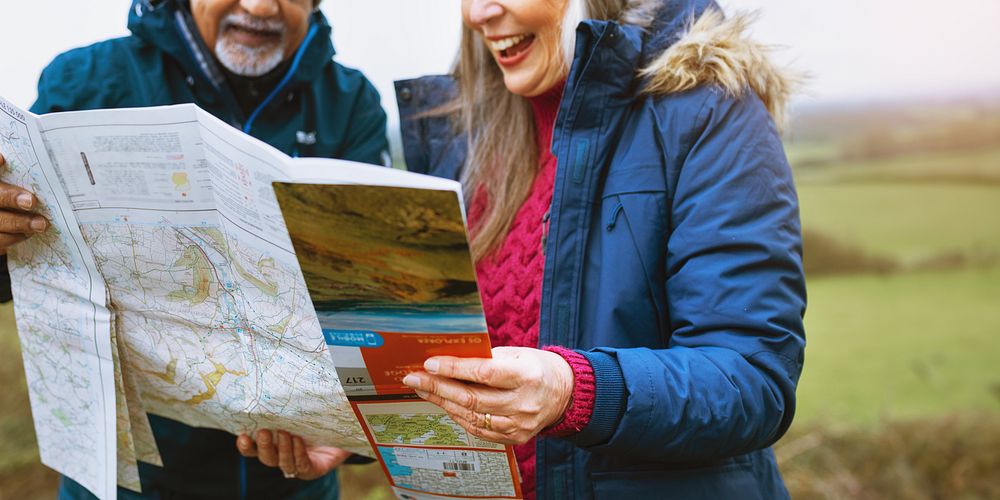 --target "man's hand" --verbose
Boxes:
[0,153,48,254]
[236,430,352,481]
[402,346,575,445]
